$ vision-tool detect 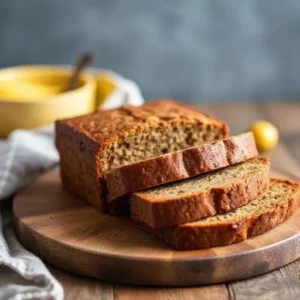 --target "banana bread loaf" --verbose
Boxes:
[139,179,300,250]
[131,157,269,228]
[55,99,229,211]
